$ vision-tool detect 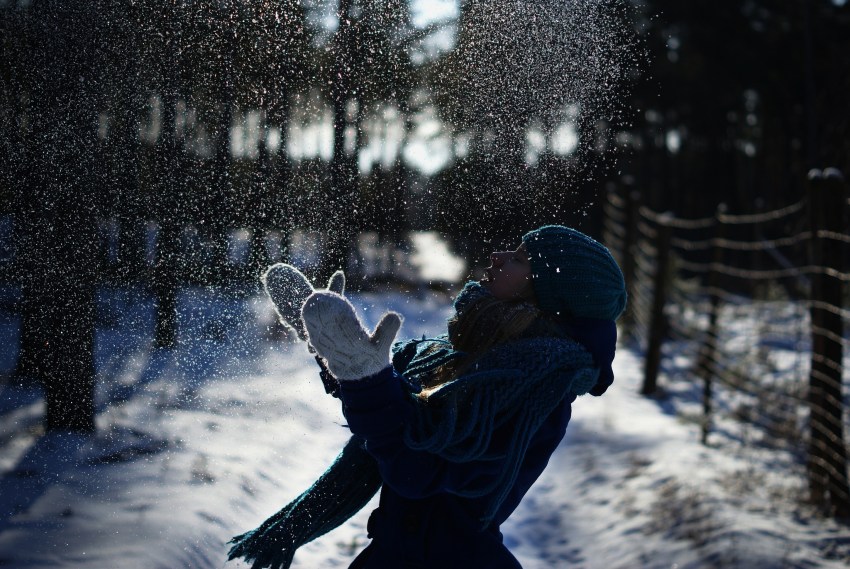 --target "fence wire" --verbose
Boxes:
[603,188,850,511]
